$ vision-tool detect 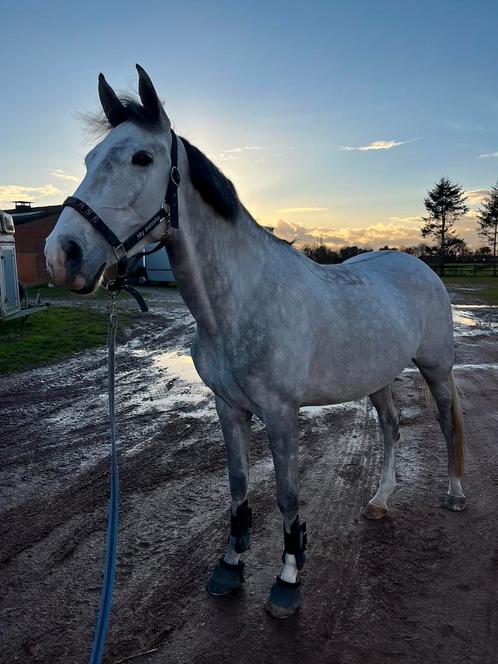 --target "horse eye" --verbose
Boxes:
[132,151,153,166]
